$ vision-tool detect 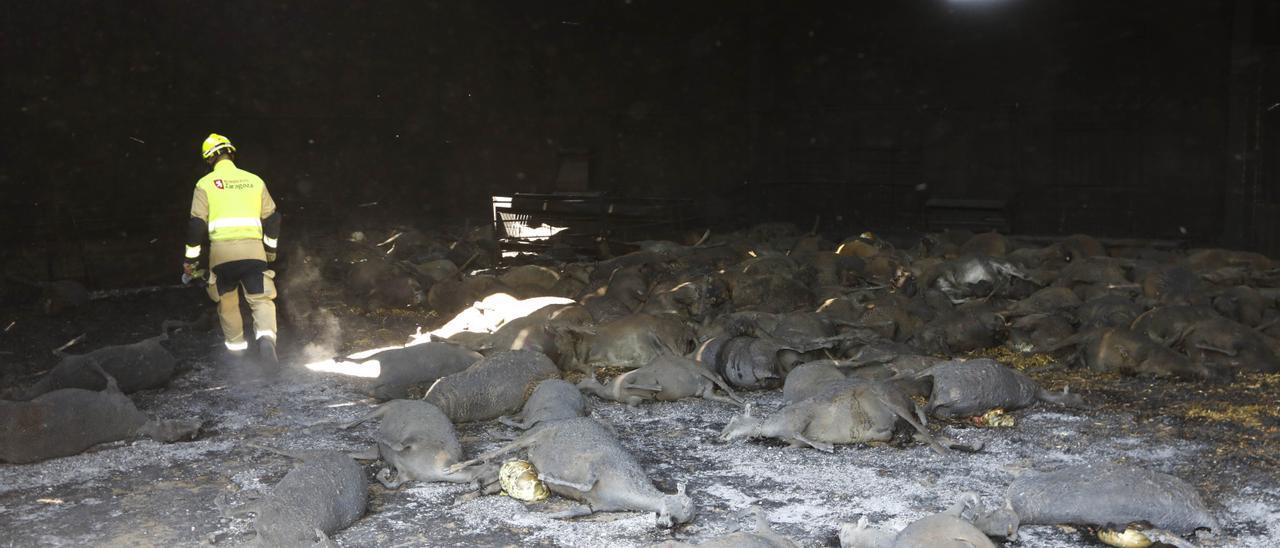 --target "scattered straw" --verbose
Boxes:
[1184,404,1279,429]
[560,370,588,384]
[964,346,1056,370]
